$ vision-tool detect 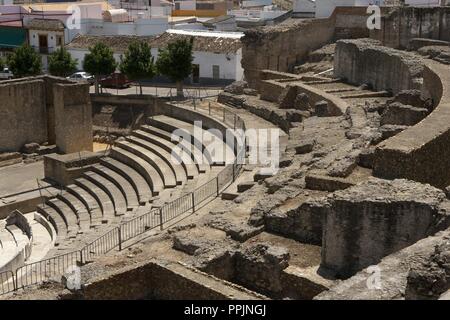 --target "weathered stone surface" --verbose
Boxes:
[388,89,431,110]
[294,93,311,111]
[305,174,355,192]
[334,38,424,94]
[321,178,450,279]
[172,234,218,255]
[279,153,294,168]
[237,181,256,193]
[224,80,249,95]
[207,218,264,242]
[243,88,258,96]
[217,92,245,108]
[21,142,40,154]
[235,243,290,295]
[265,198,326,245]
[379,124,408,140]
[405,239,450,300]
[278,85,298,109]
[358,148,375,168]
[292,138,316,154]
[194,249,237,281]
[380,102,428,126]
[327,151,359,178]
[314,100,329,117]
